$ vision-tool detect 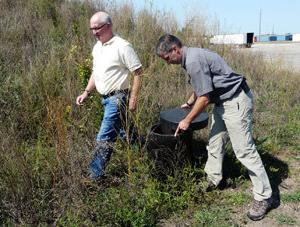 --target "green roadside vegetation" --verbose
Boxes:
[1,0,299,226]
